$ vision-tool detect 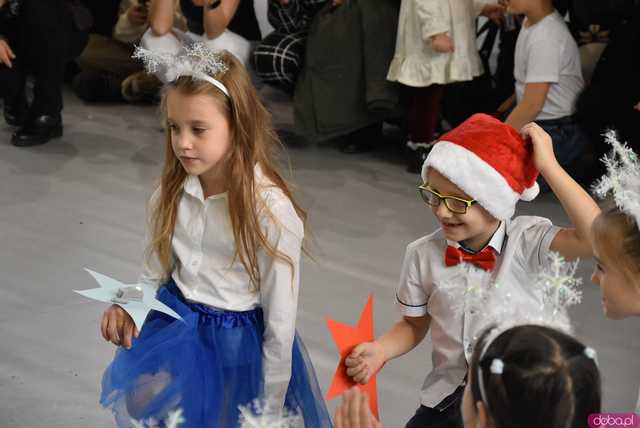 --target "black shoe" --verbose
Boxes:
[4,96,28,127]
[338,123,381,154]
[12,115,63,147]
[72,70,124,103]
[406,142,435,174]
[338,138,374,154]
